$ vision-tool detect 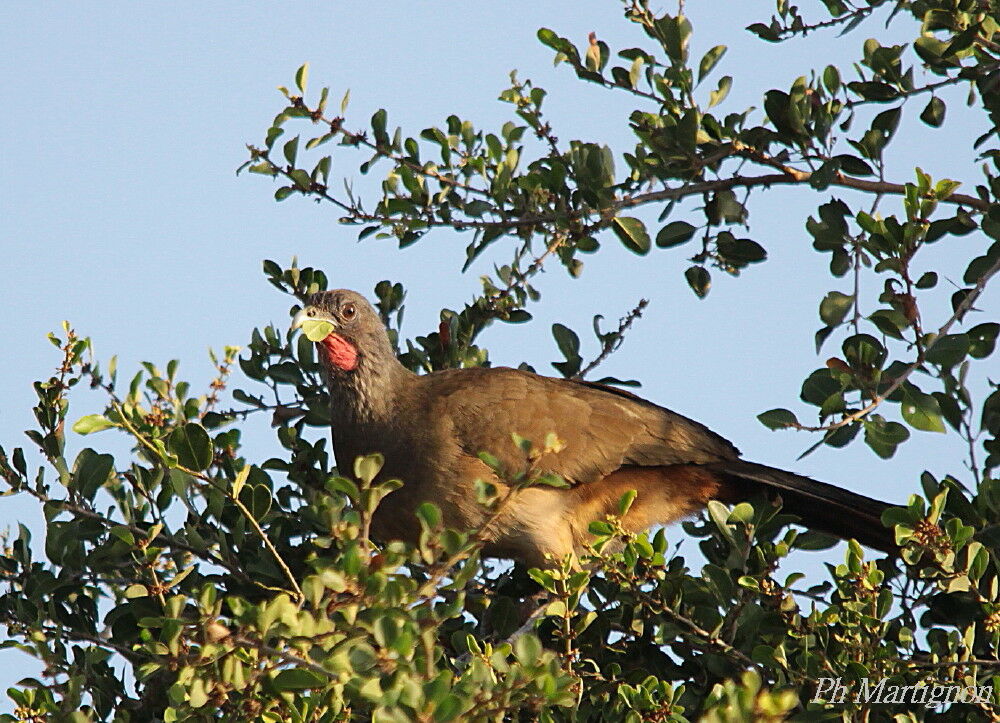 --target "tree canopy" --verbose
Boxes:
[3,0,1000,719]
